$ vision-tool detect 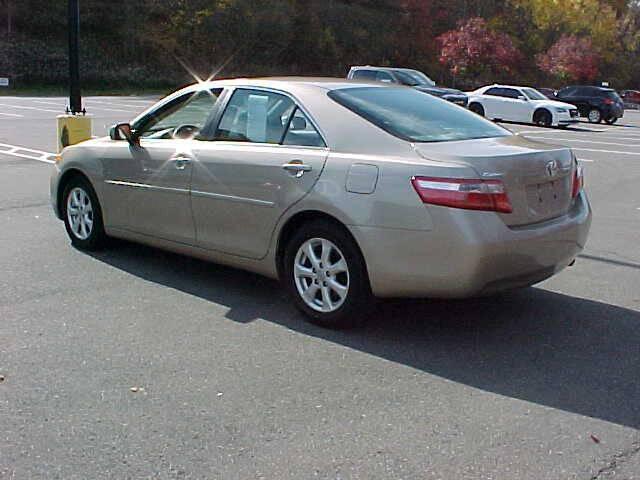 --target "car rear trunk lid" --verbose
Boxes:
[413,134,575,227]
